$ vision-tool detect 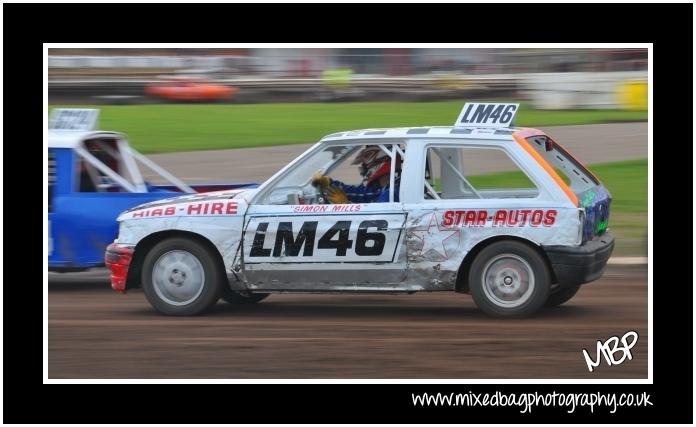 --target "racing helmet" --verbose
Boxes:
[351,145,402,186]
